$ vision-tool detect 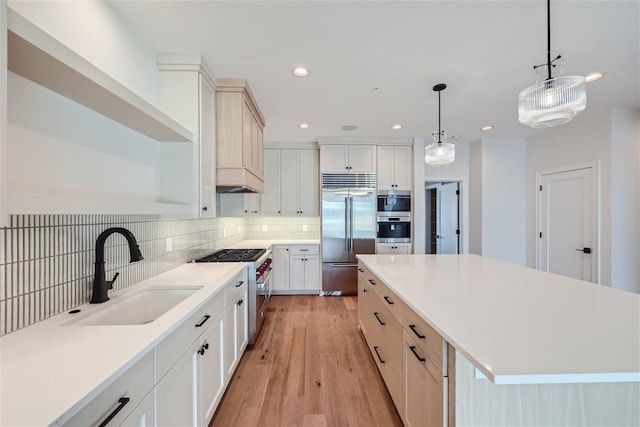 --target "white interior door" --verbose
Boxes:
[539,167,596,282]
[436,183,459,254]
